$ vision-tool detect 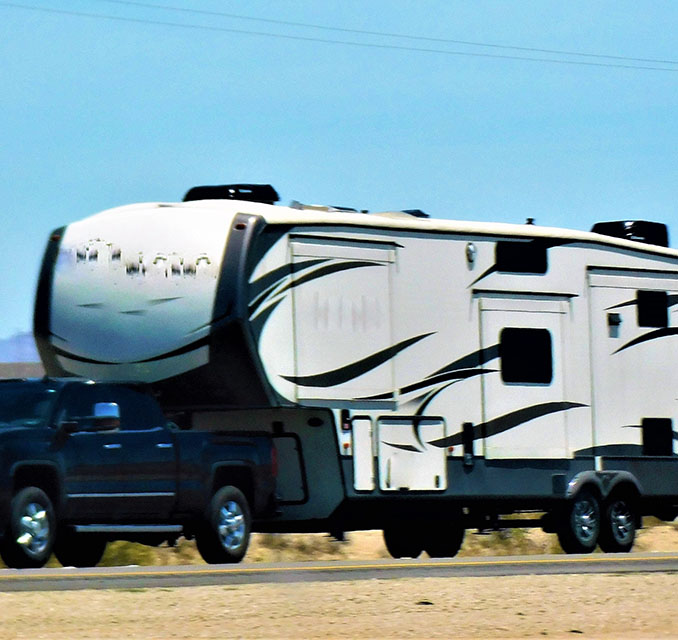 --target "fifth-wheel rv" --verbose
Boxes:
[34,184,678,557]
